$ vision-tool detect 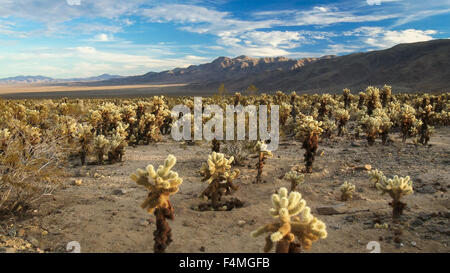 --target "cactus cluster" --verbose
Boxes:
[251,187,327,253]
